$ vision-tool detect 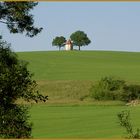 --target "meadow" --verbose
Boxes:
[30,104,140,138]
[18,51,140,82]
[17,51,140,138]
